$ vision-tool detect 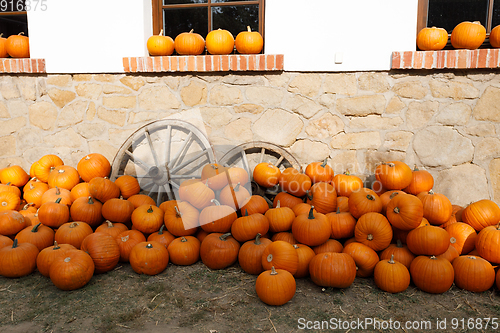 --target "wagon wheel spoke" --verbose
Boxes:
[168,132,193,170]
[145,128,161,167]
[124,150,153,172]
